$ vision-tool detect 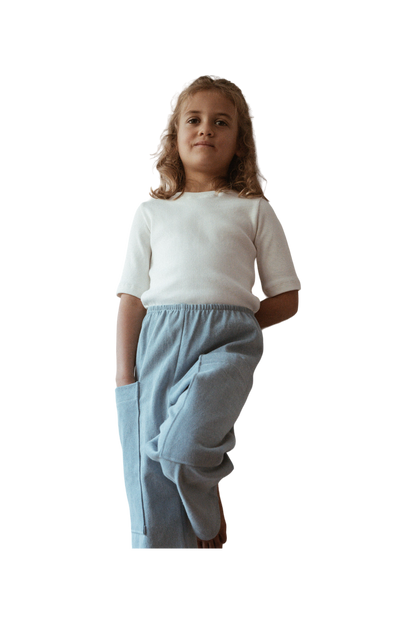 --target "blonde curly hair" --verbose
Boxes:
[149,75,268,201]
